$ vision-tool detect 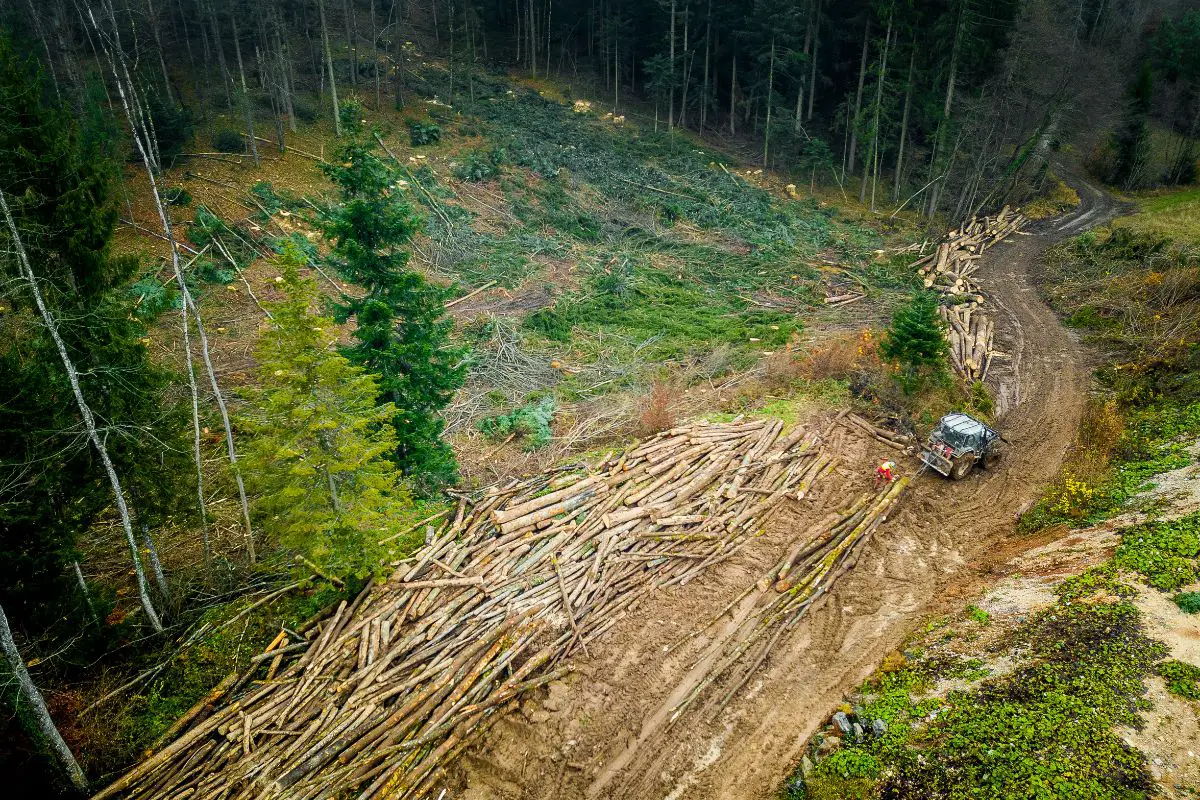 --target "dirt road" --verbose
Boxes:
[455,181,1123,800]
